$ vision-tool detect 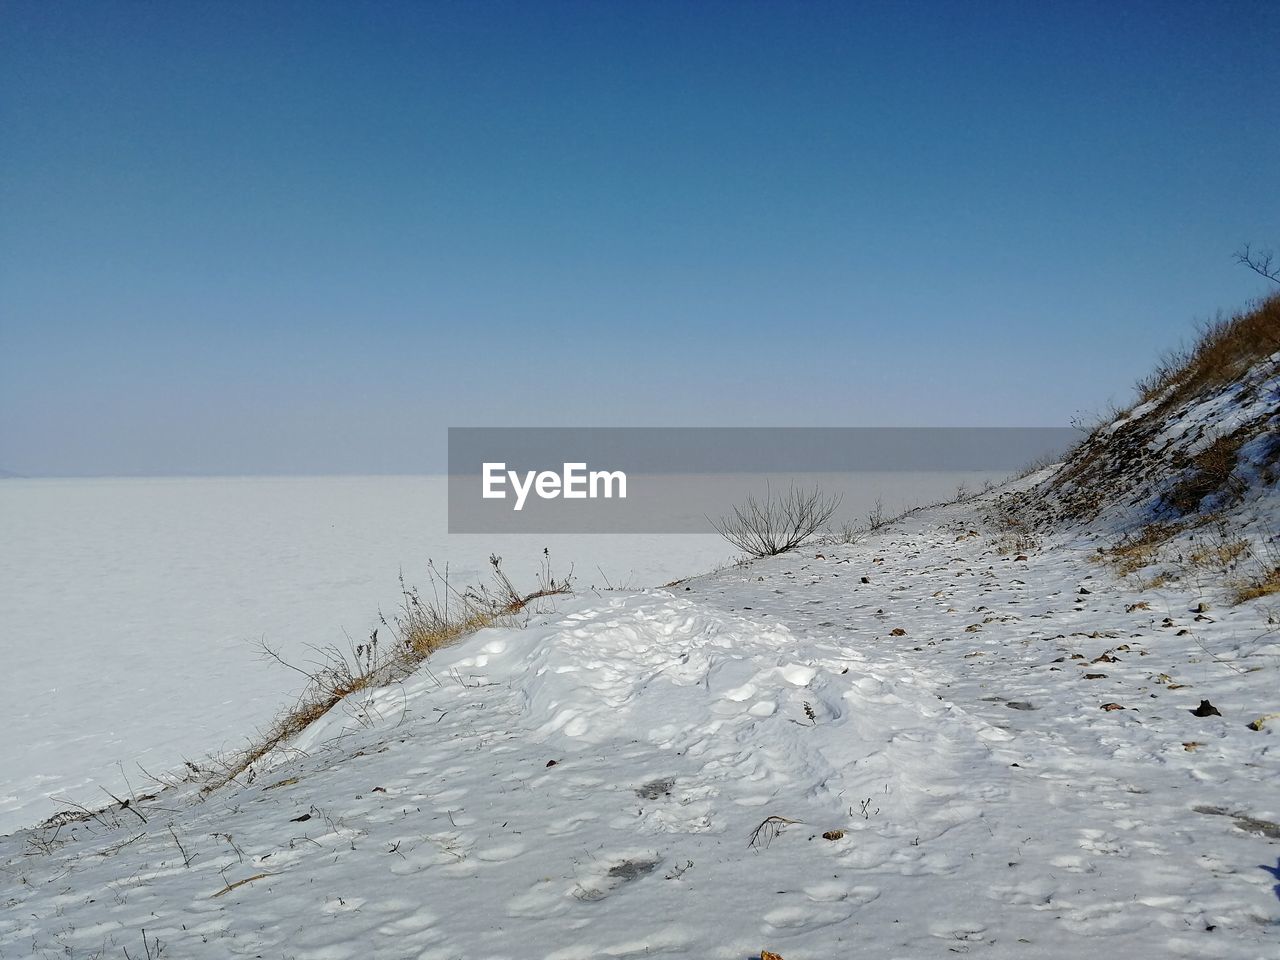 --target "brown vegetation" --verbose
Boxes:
[1097,522,1181,576]
[1233,566,1280,603]
[205,554,572,792]
[1022,292,1279,530]
[1135,292,1280,409]
[1164,426,1260,515]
